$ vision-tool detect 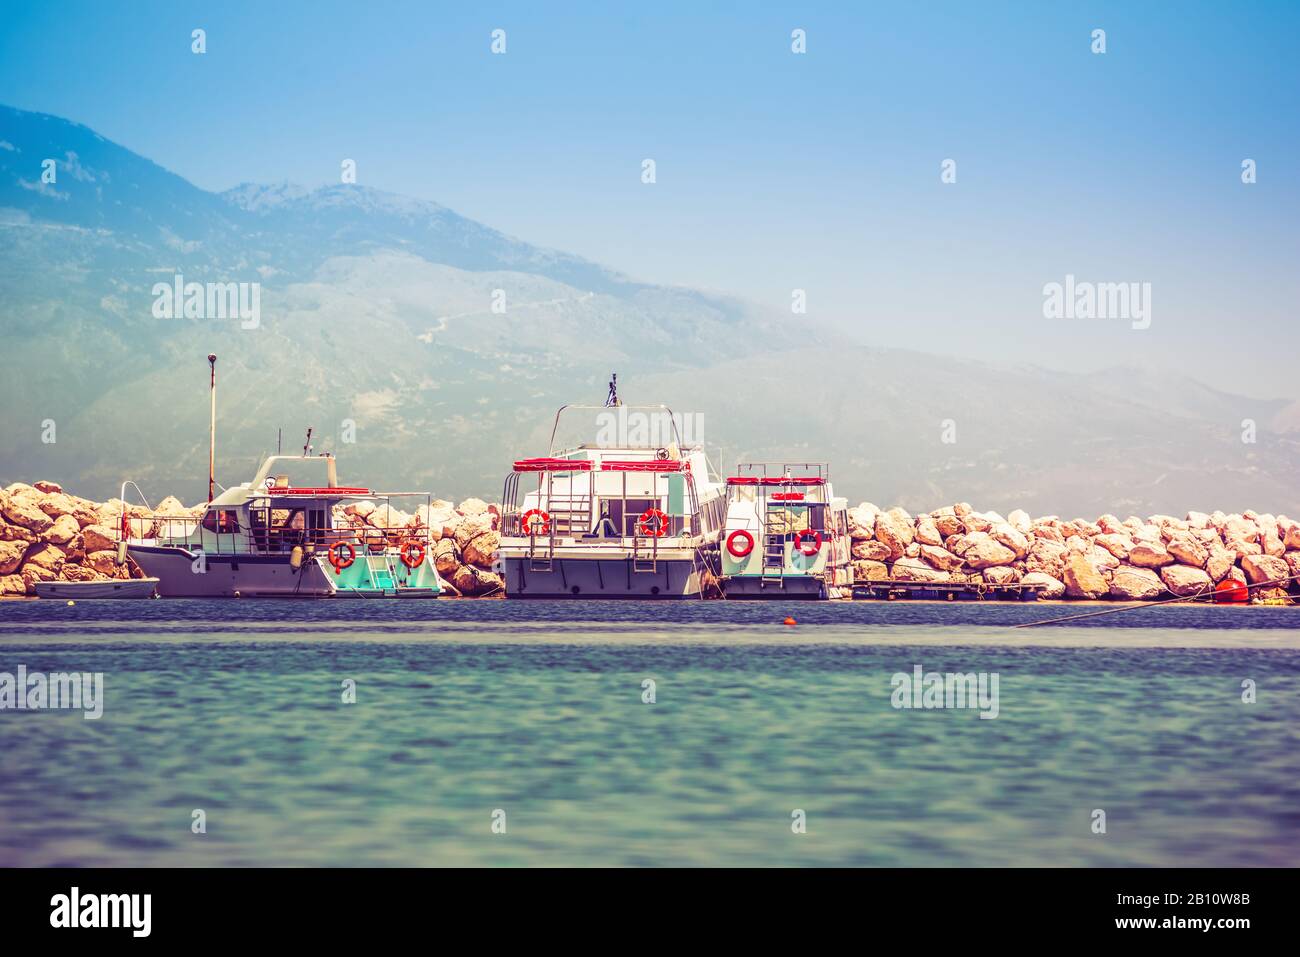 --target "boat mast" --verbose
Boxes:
[207,353,217,503]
